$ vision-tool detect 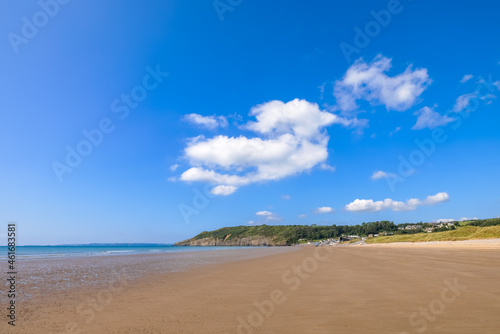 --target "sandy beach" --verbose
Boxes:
[2,242,500,334]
